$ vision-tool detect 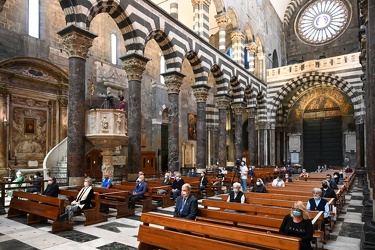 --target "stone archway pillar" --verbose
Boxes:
[120,54,149,174]
[232,102,245,161]
[247,107,257,166]
[215,94,231,169]
[192,84,211,171]
[57,25,97,185]
[162,71,185,172]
